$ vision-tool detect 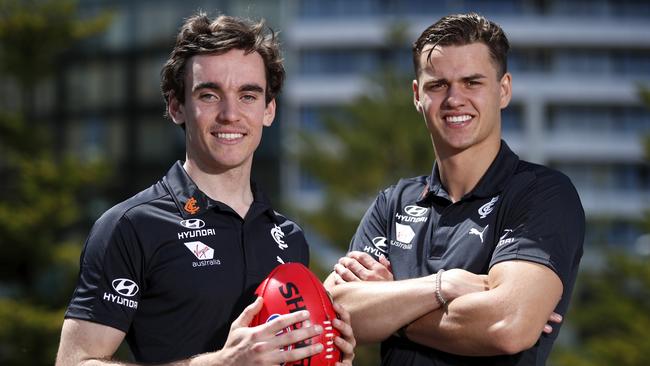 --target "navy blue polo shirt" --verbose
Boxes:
[65,161,309,363]
[349,141,584,366]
